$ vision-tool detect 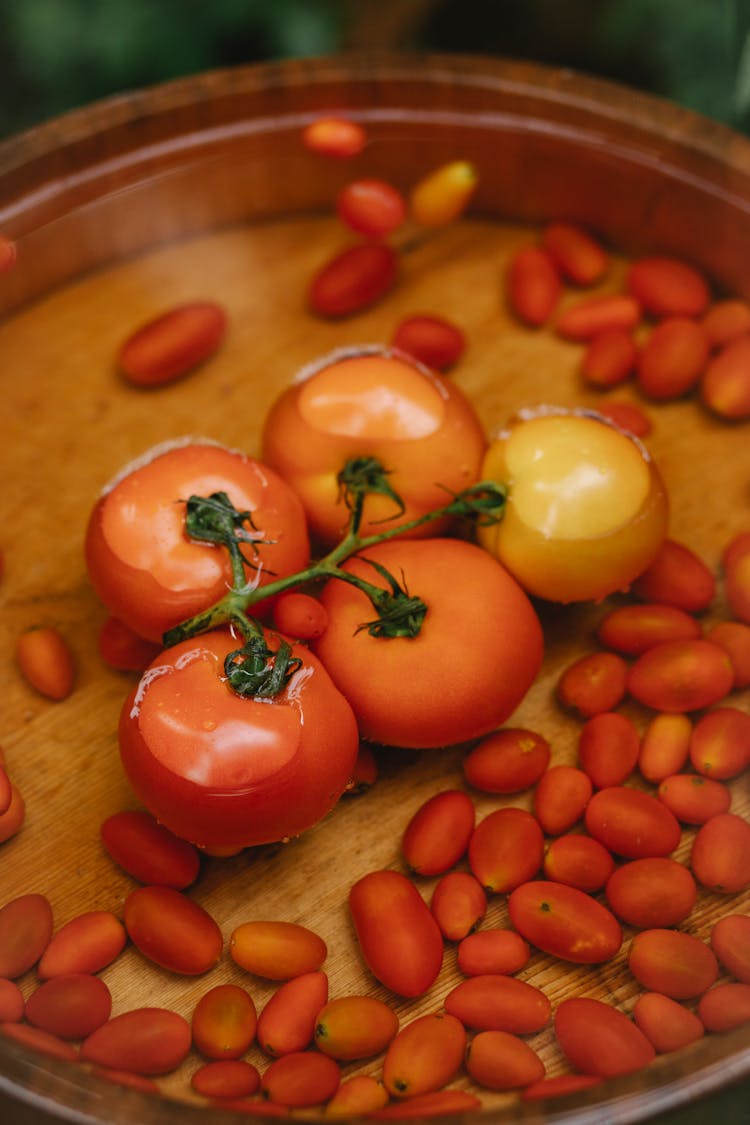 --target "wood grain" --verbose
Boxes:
[0,53,748,1125]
